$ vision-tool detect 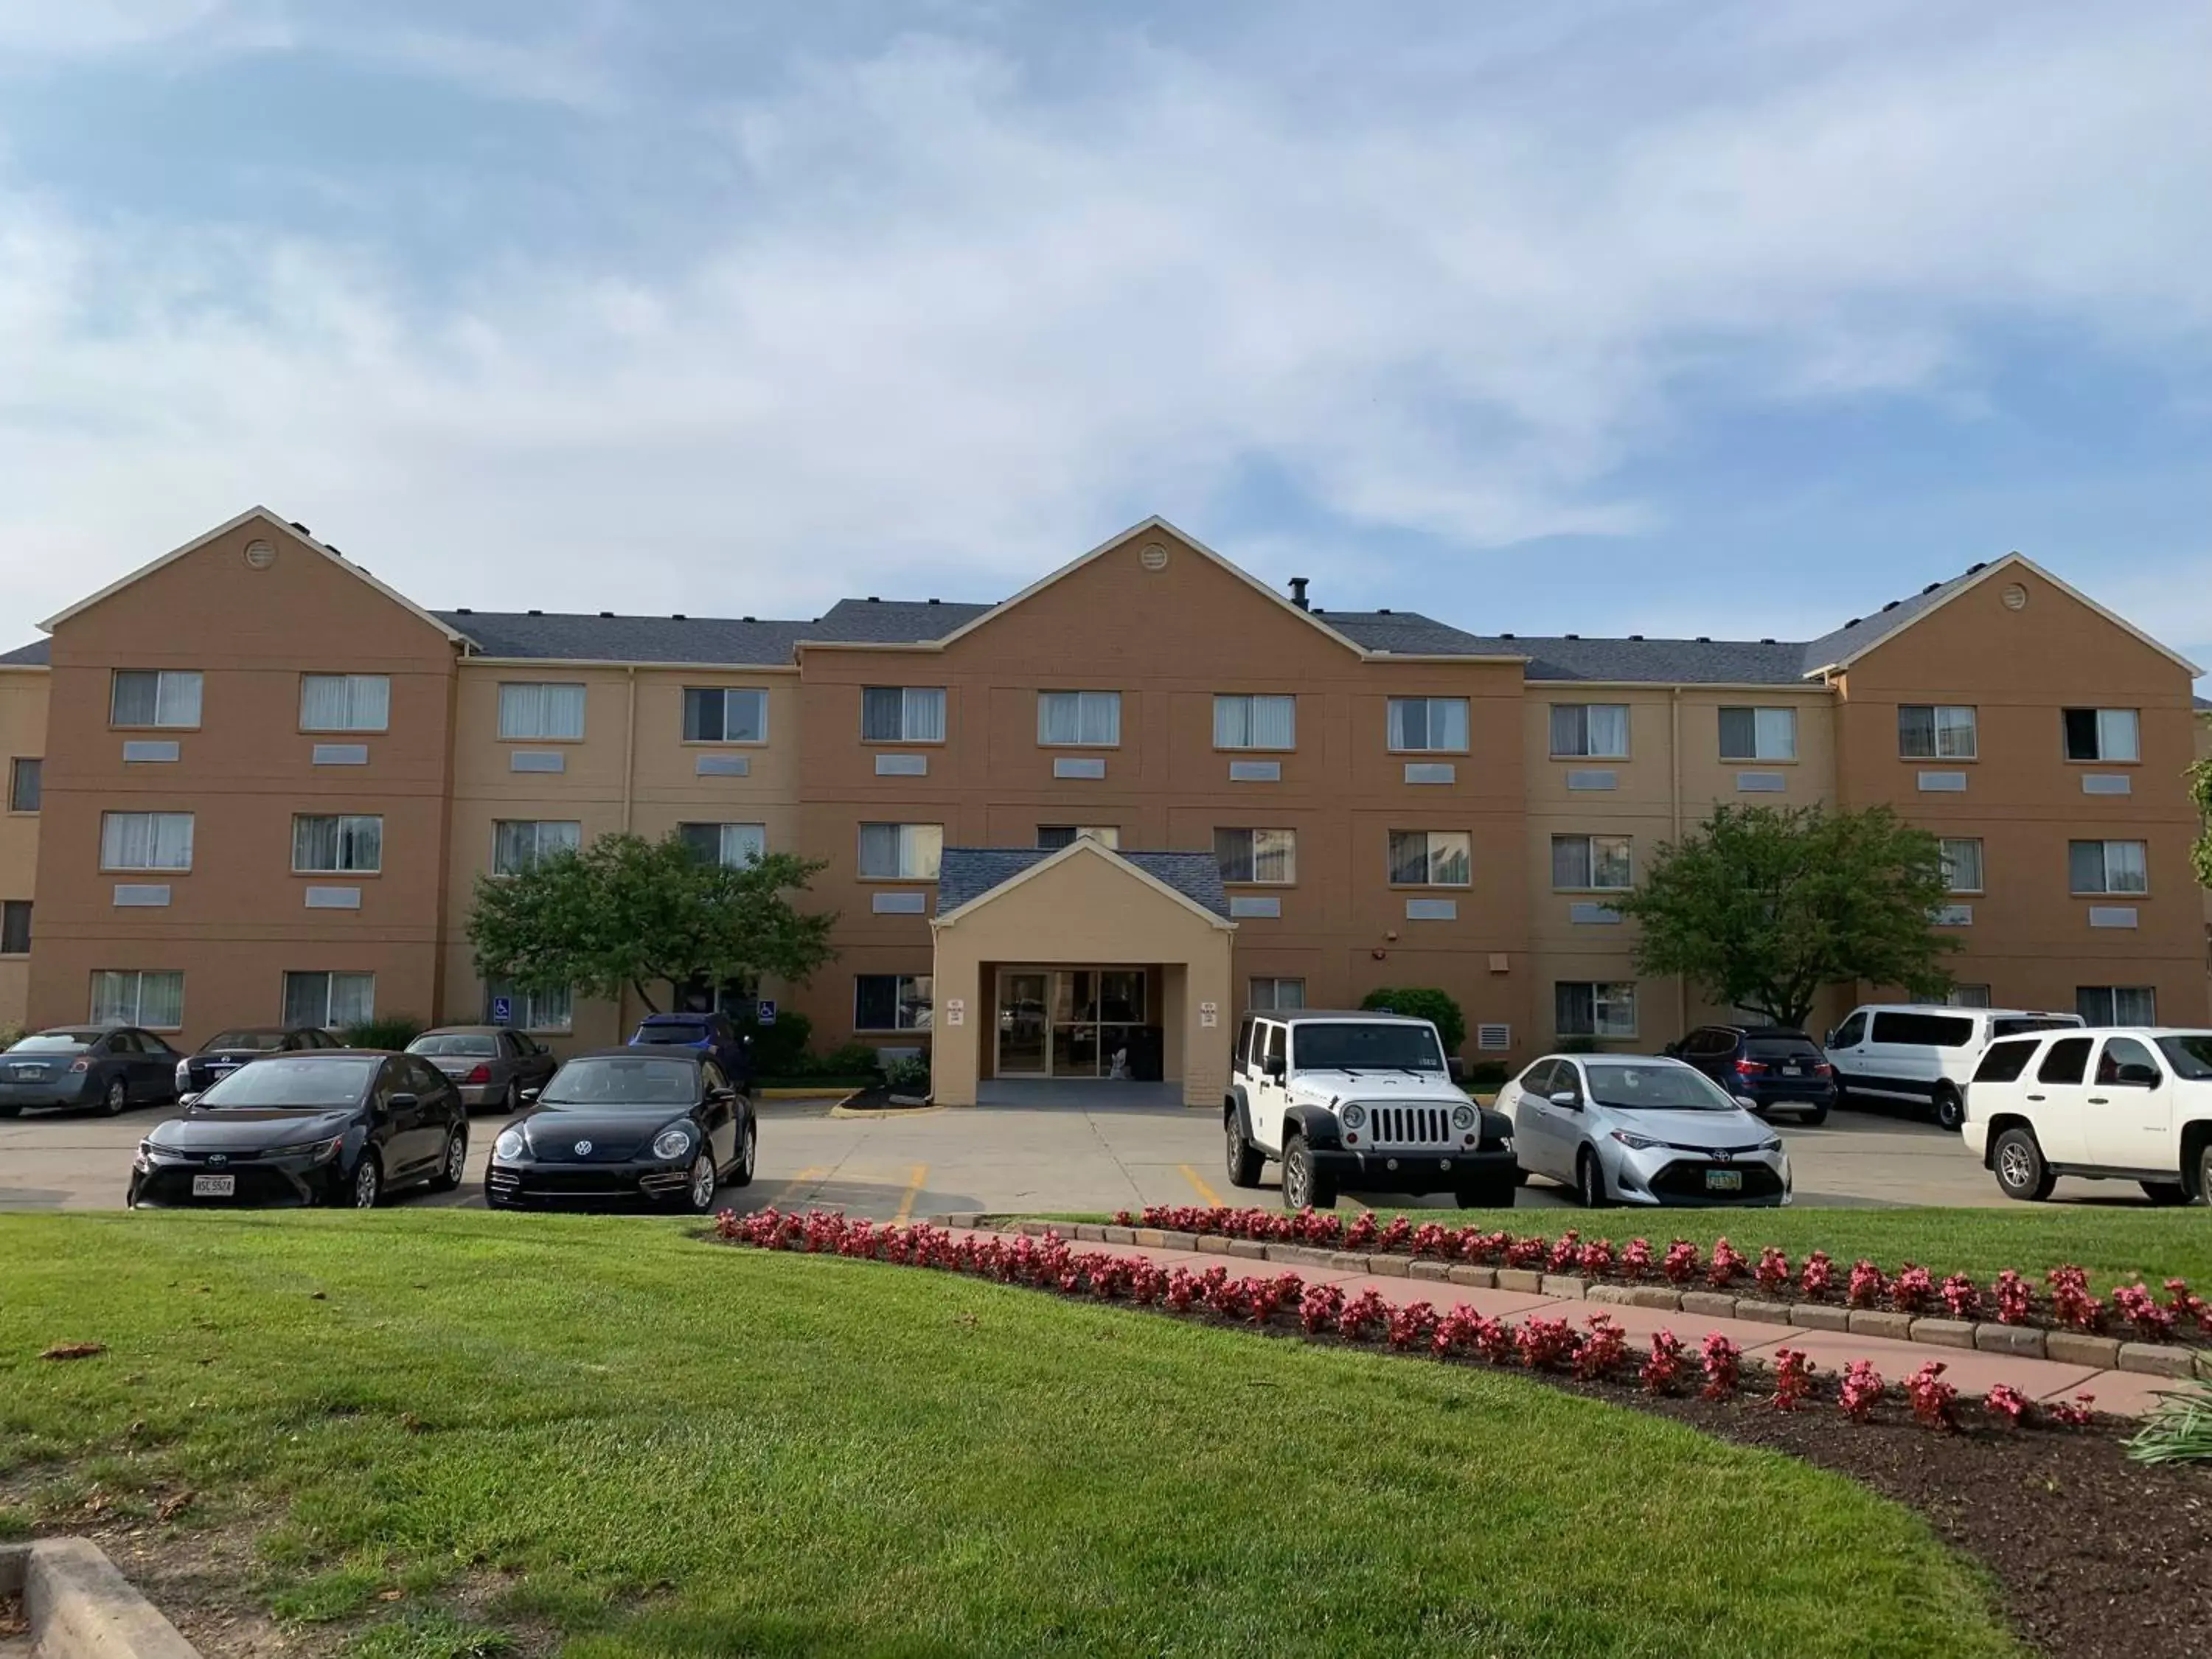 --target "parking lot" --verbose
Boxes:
[0,1088,2164,1217]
